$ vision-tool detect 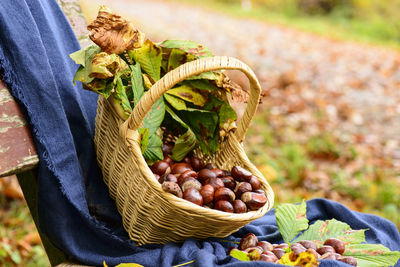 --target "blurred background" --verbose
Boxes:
[1,0,399,265]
